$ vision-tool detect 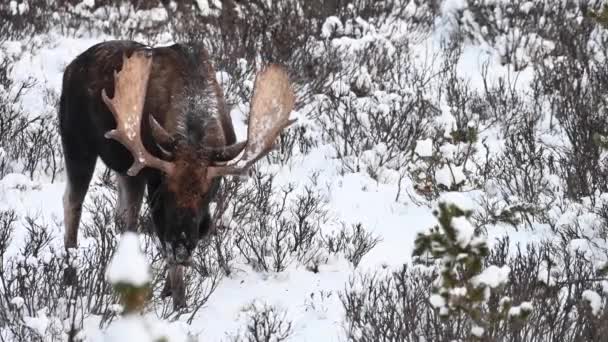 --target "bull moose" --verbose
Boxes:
[58,40,295,308]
